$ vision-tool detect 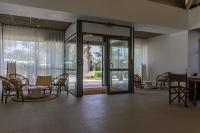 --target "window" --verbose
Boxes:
[65,35,77,93]
[0,25,64,84]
